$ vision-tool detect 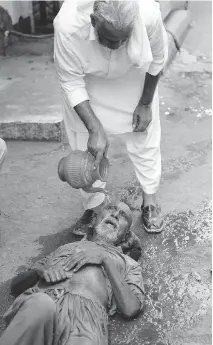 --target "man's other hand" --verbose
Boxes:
[132,104,152,132]
[37,267,68,283]
[88,129,109,169]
